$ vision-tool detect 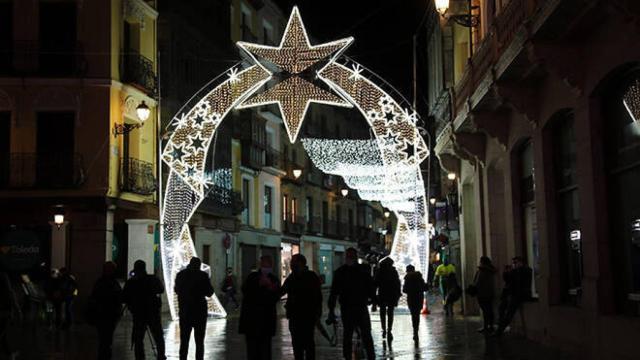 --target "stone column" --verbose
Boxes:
[126,219,158,275]
[49,221,69,270]
[105,206,115,261]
